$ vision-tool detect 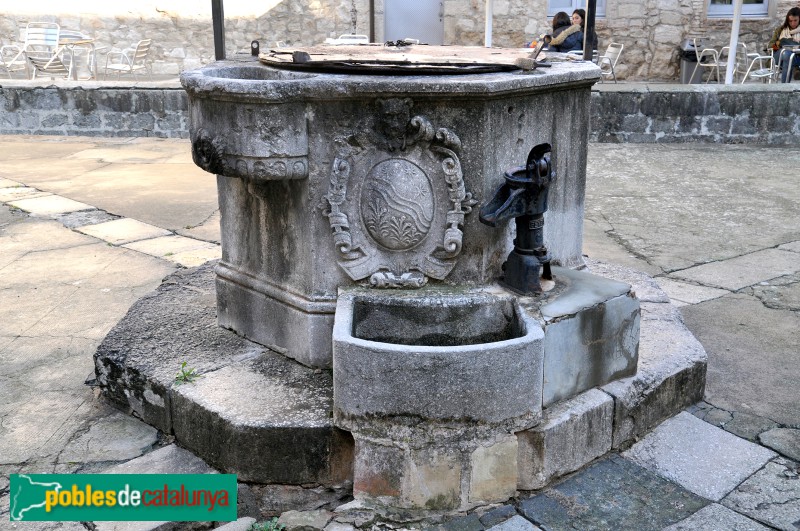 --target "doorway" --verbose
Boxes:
[384,0,444,45]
